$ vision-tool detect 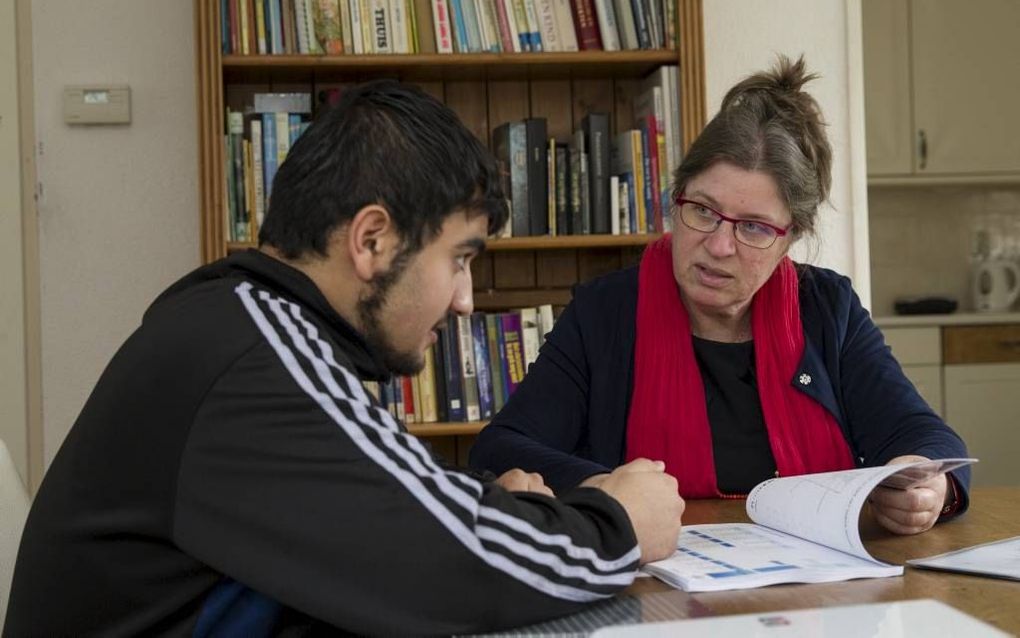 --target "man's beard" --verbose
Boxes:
[357,249,427,377]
